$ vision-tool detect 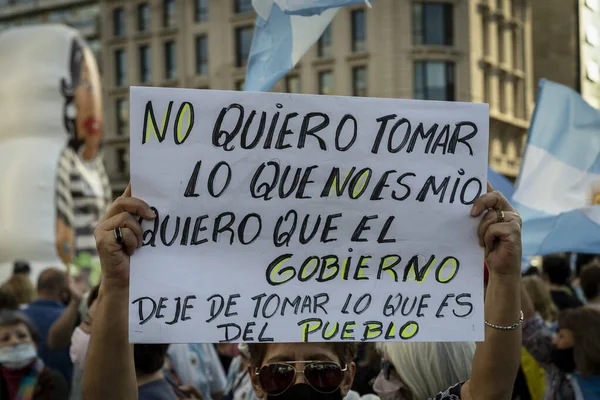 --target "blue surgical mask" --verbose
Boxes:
[0,343,37,370]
